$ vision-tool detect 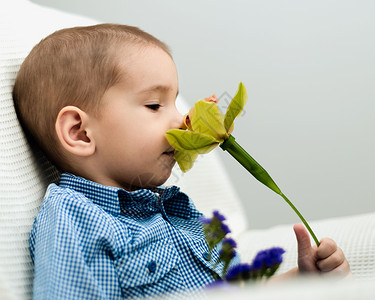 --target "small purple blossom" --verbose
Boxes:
[220,223,231,235]
[201,211,284,284]
[200,210,231,258]
[218,249,236,260]
[219,237,238,276]
[222,237,237,248]
[252,247,285,269]
[269,247,285,264]
[219,247,236,259]
[213,210,226,221]
[225,263,252,281]
[219,238,237,260]
[199,216,212,224]
[252,251,270,269]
